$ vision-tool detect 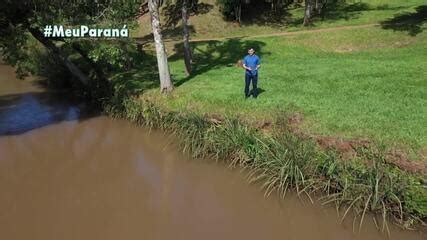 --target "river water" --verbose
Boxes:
[0,63,425,240]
